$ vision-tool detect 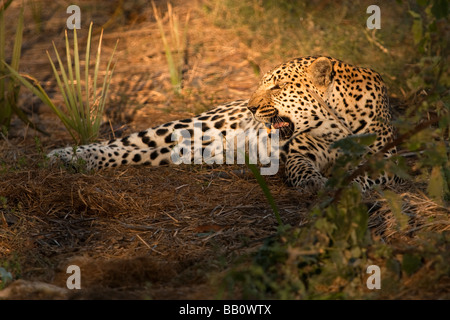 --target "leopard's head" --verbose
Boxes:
[248,56,335,139]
